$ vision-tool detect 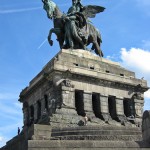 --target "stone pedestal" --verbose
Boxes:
[2,49,150,149]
